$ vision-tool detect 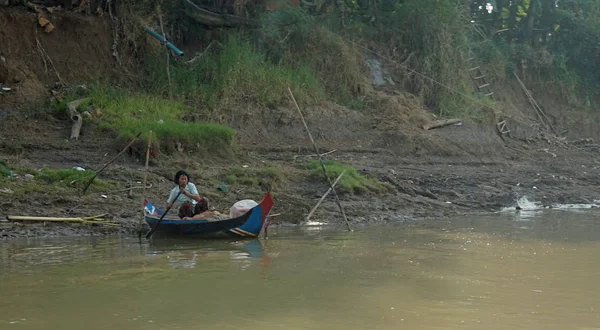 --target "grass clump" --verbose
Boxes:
[35,168,109,189]
[88,89,236,153]
[303,160,389,194]
[0,161,11,177]
[224,166,283,191]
